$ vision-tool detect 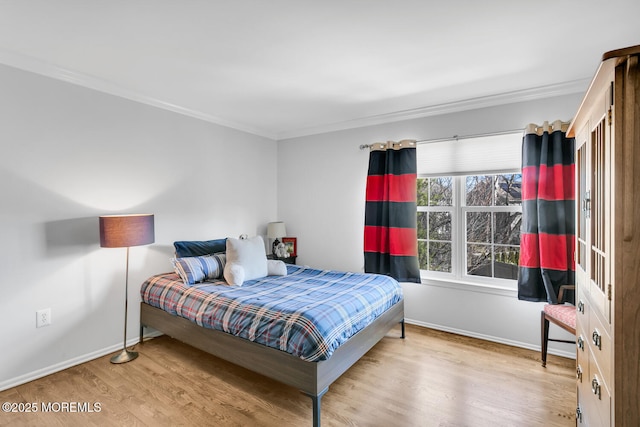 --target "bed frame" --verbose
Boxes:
[139,299,404,427]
